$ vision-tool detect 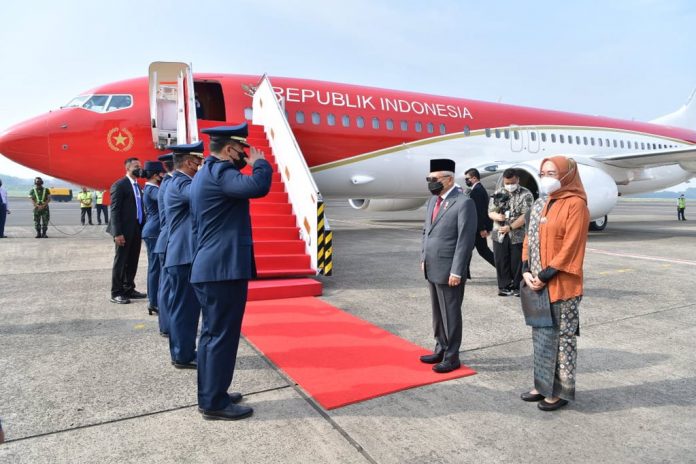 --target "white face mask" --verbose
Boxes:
[504,183,518,192]
[539,176,561,195]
